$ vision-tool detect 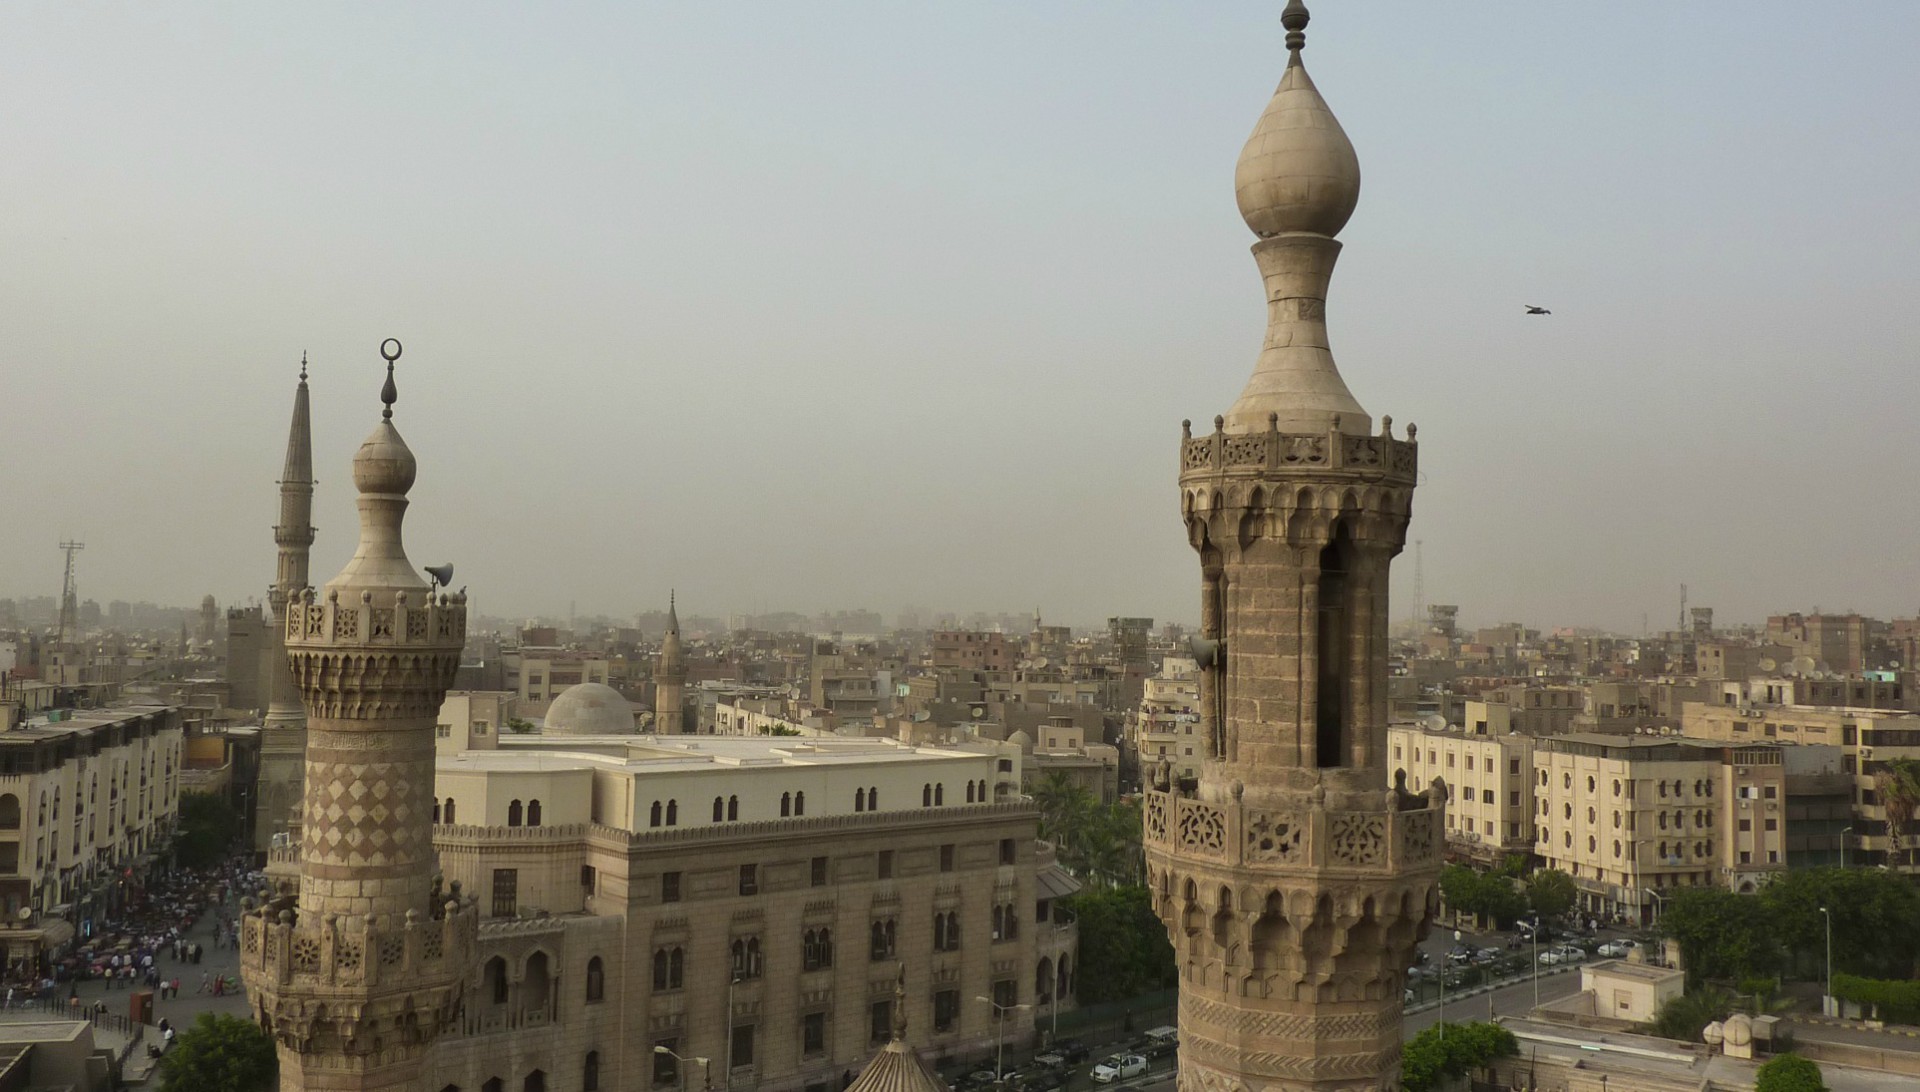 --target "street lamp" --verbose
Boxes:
[1818,906,1833,1016]
[976,996,1031,1083]
[1530,915,1541,1011]
[653,1045,711,1092]
[1840,826,1854,870]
